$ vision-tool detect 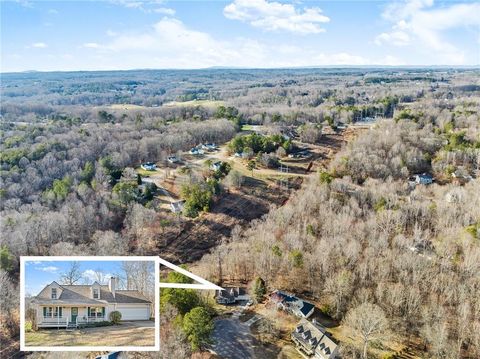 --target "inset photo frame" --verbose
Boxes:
[20,256,160,352]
